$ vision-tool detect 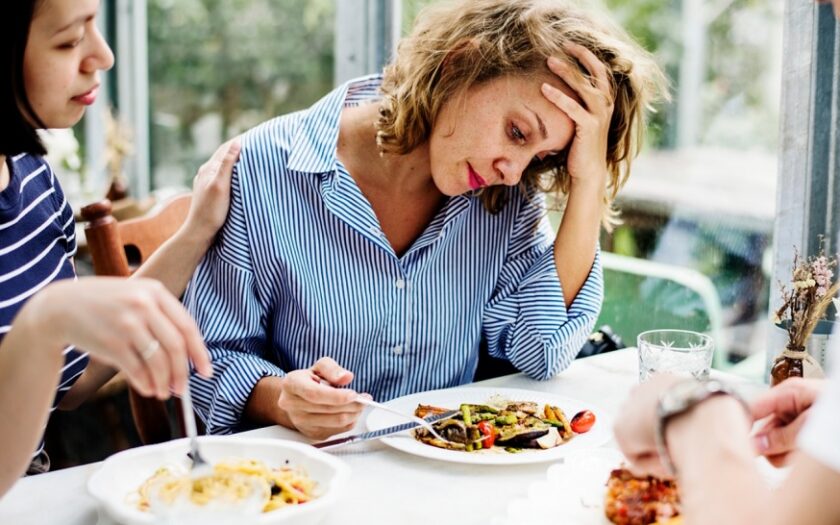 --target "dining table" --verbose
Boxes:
[0,348,767,525]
